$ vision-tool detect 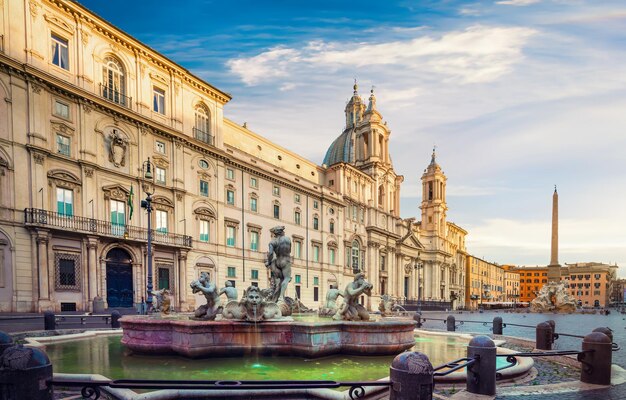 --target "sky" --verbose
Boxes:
[77,0,626,275]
